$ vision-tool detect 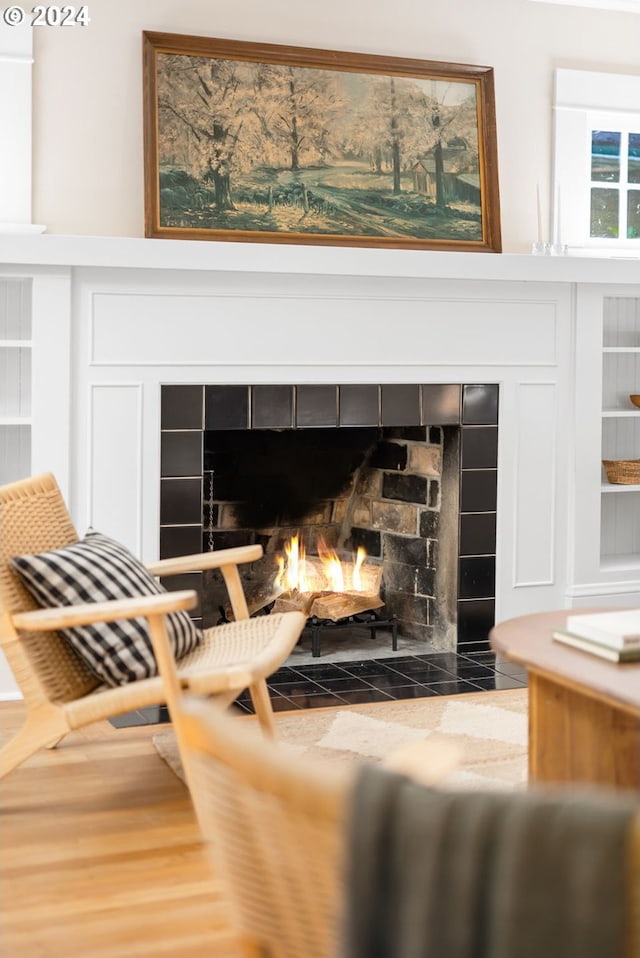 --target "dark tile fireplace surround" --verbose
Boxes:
[159,383,499,654]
